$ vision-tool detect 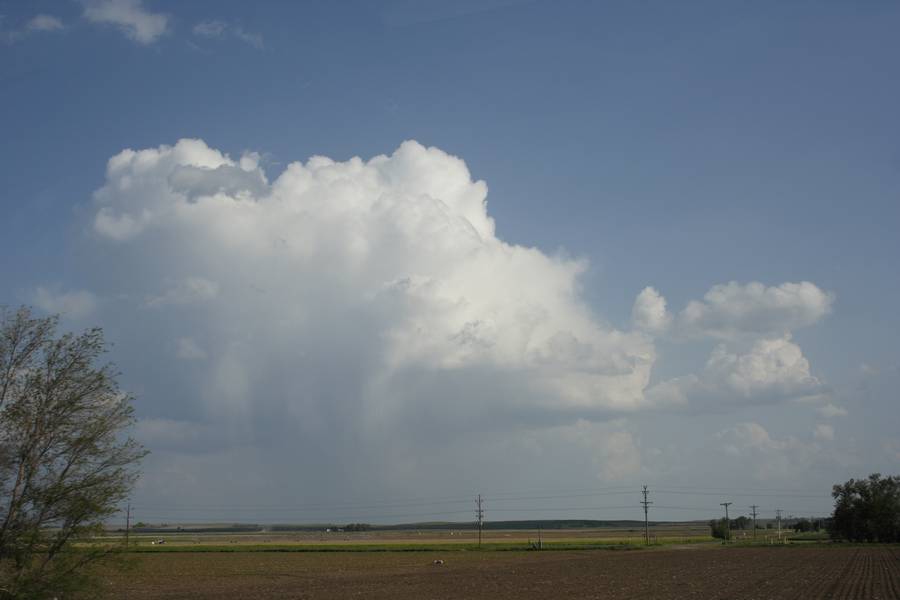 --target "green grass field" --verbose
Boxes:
[104,527,716,553]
